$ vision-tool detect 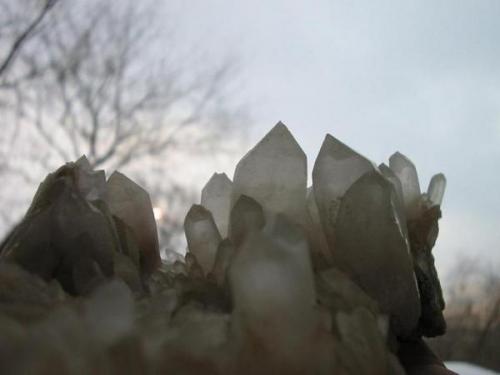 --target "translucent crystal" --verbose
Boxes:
[379,163,404,208]
[184,204,222,275]
[106,171,161,275]
[229,215,317,362]
[231,122,307,221]
[312,134,376,250]
[229,195,265,247]
[427,173,446,206]
[389,152,421,218]
[334,170,421,337]
[201,173,233,238]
